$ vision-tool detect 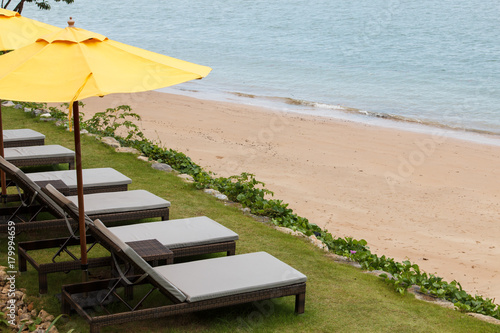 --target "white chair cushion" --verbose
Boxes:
[3,129,45,142]
[4,145,74,160]
[108,216,238,249]
[27,168,131,189]
[154,252,307,302]
[66,190,170,215]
